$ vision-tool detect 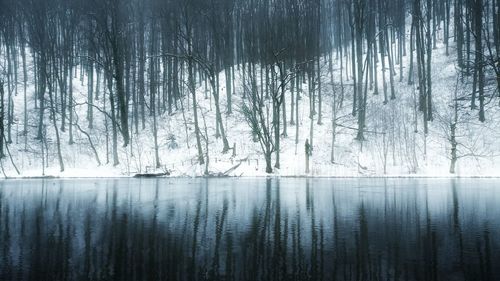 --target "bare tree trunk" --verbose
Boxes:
[274,98,280,170]
[475,0,485,122]
[225,66,232,114]
[355,0,365,141]
[290,74,295,125]
[408,21,415,85]
[0,81,4,158]
[265,152,273,173]
[36,58,46,141]
[47,78,65,172]
[87,41,94,129]
[189,53,205,165]
[450,86,458,174]
[330,89,337,164]
[21,40,28,147]
[386,29,396,100]
[426,0,433,122]
[150,20,161,169]
[68,53,74,144]
[295,74,300,148]
[379,0,389,104]
[317,59,323,125]
[106,72,119,166]
[350,4,358,116]
[210,73,230,153]
[138,11,146,130]
[113,48,130,147]
[282,70,288,136]
[6,43,13,144]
